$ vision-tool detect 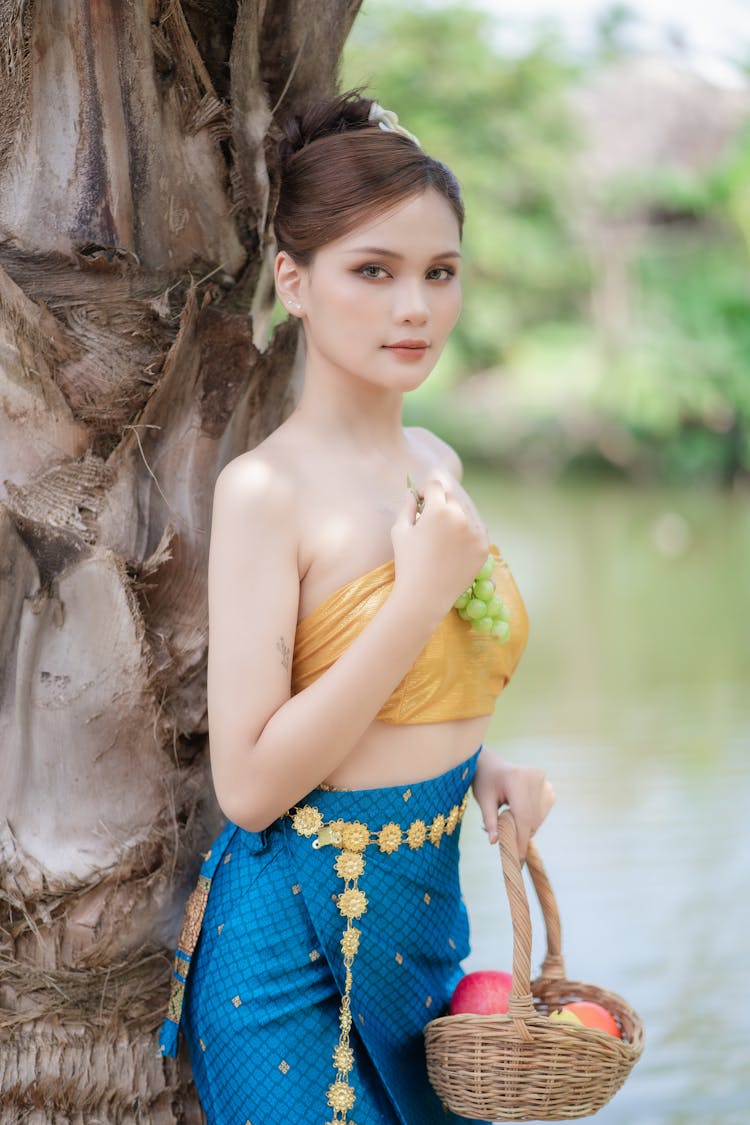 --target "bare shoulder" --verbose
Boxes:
[208,434,303,600]
[214,435,298,513]
[407,425,463,481]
